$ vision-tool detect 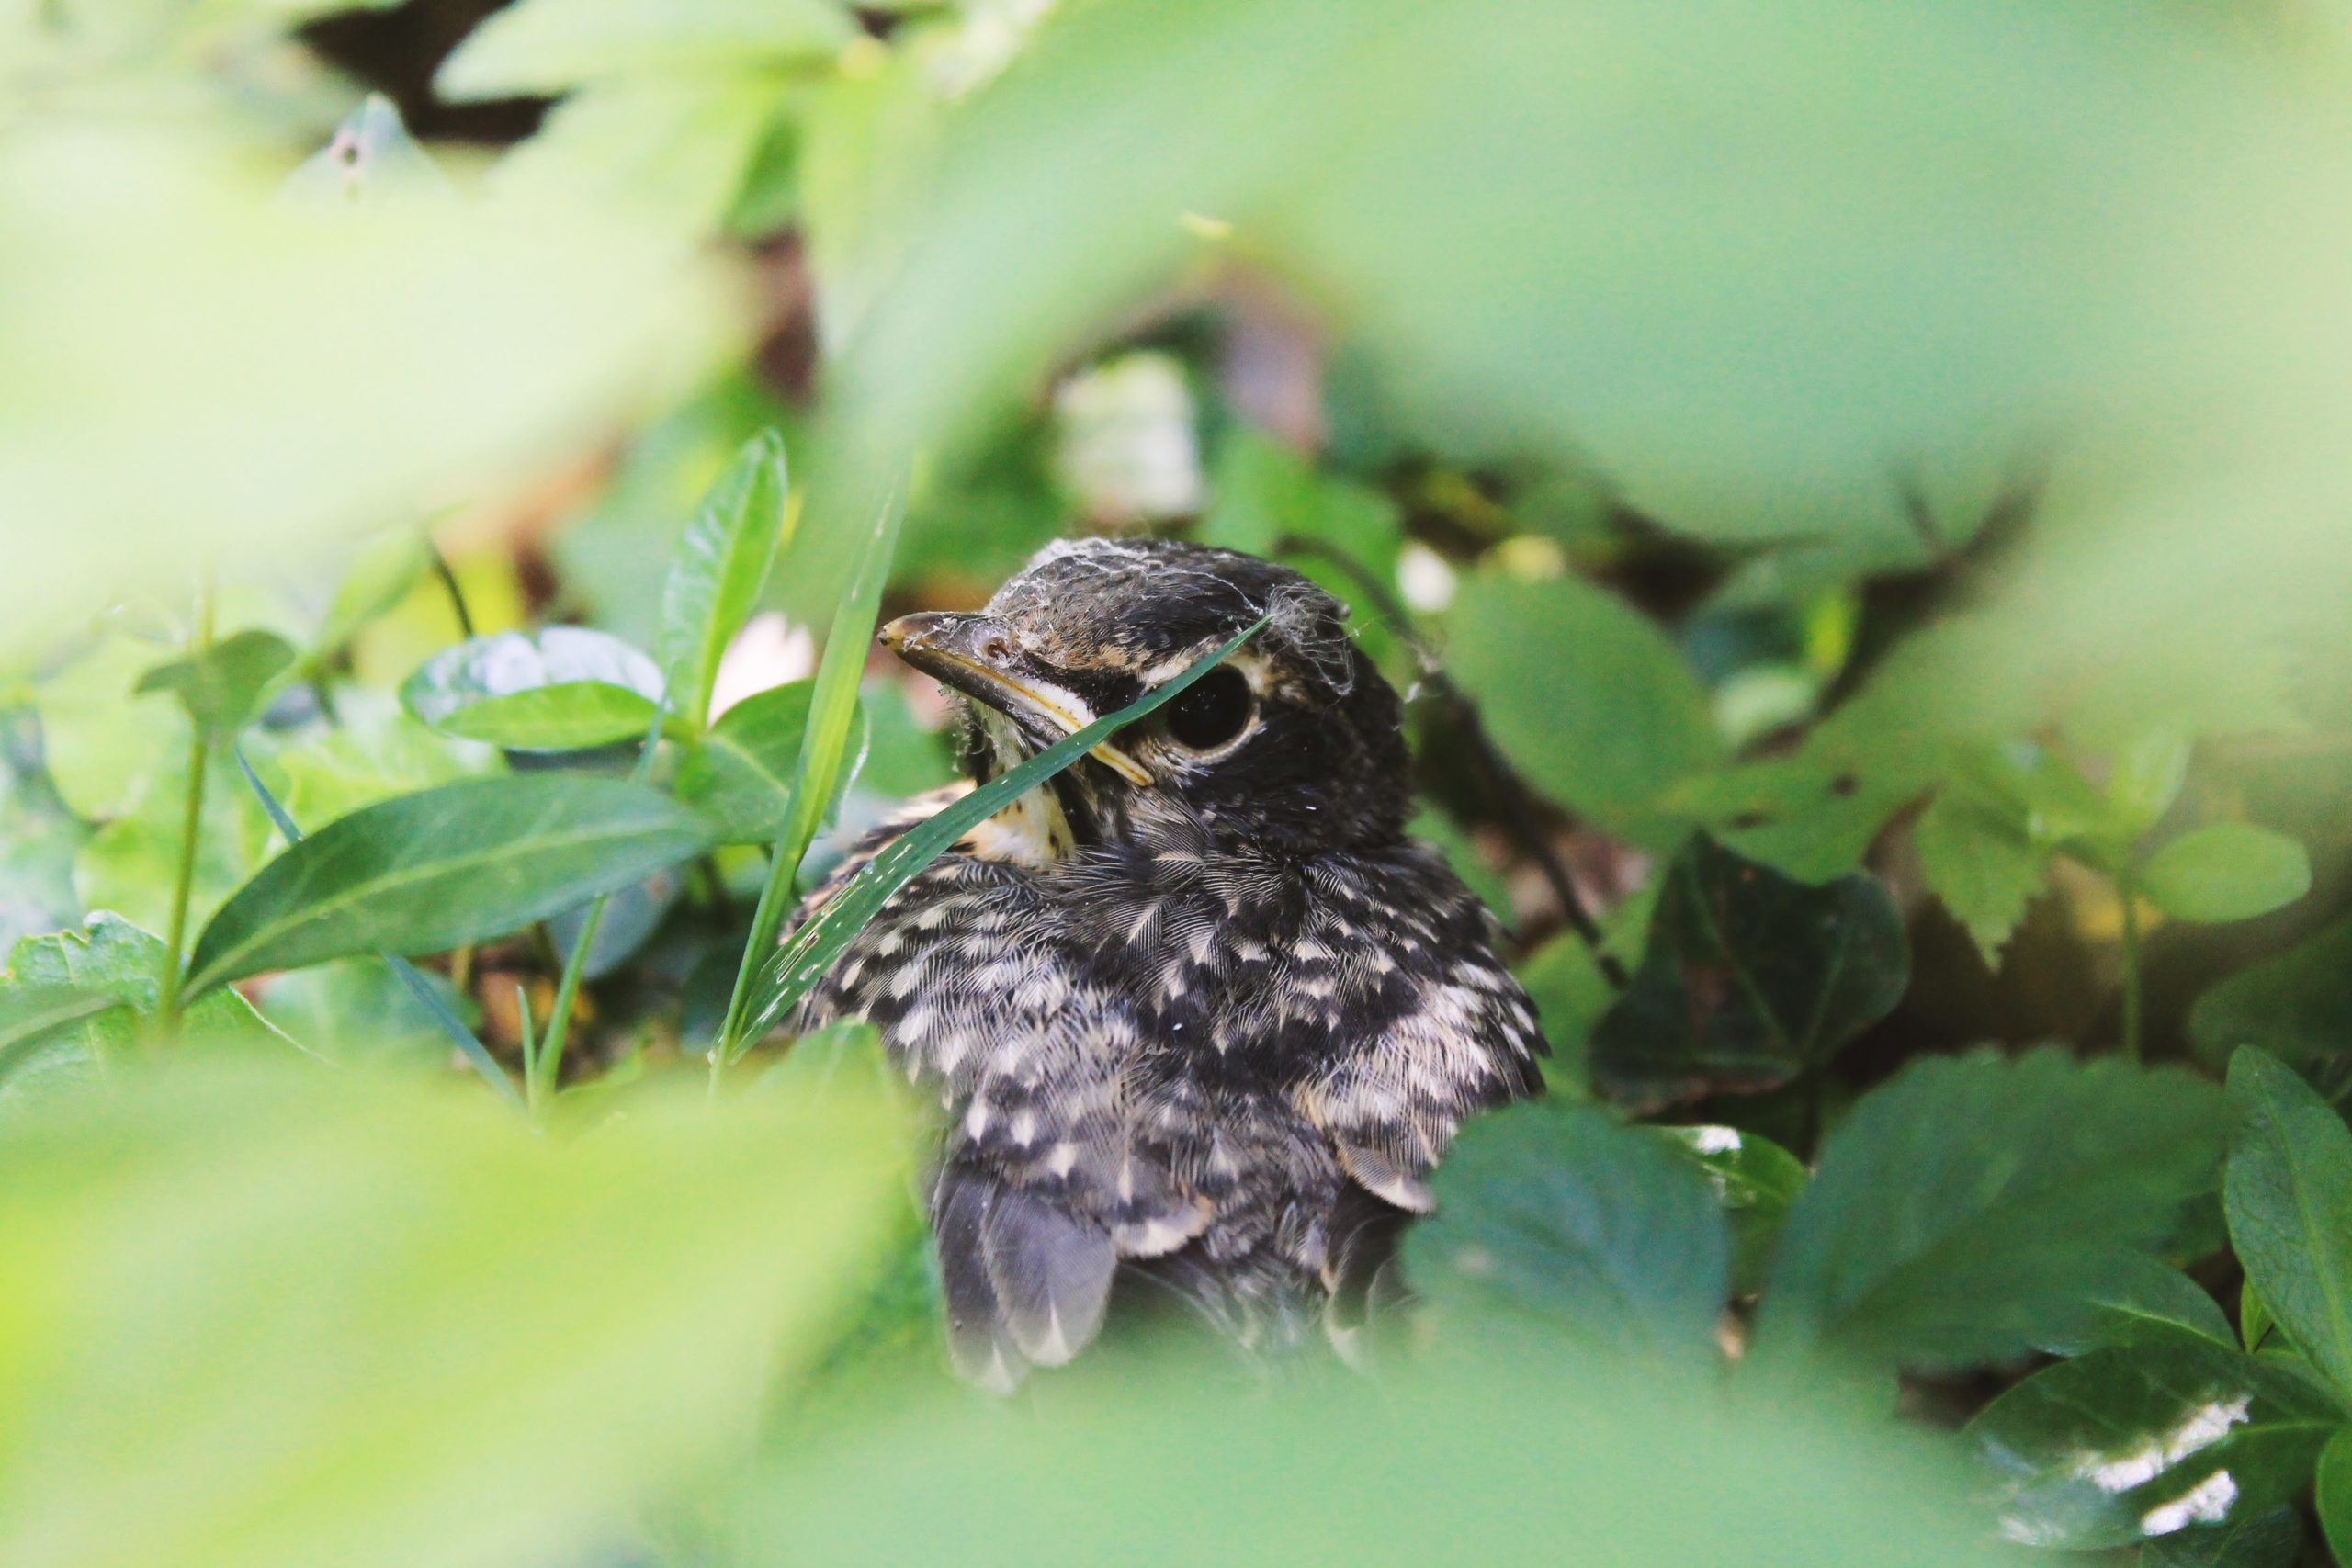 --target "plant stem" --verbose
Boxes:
[427,540,476,639]
[154,579,218,1036]
[2118,871,2144,1066]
